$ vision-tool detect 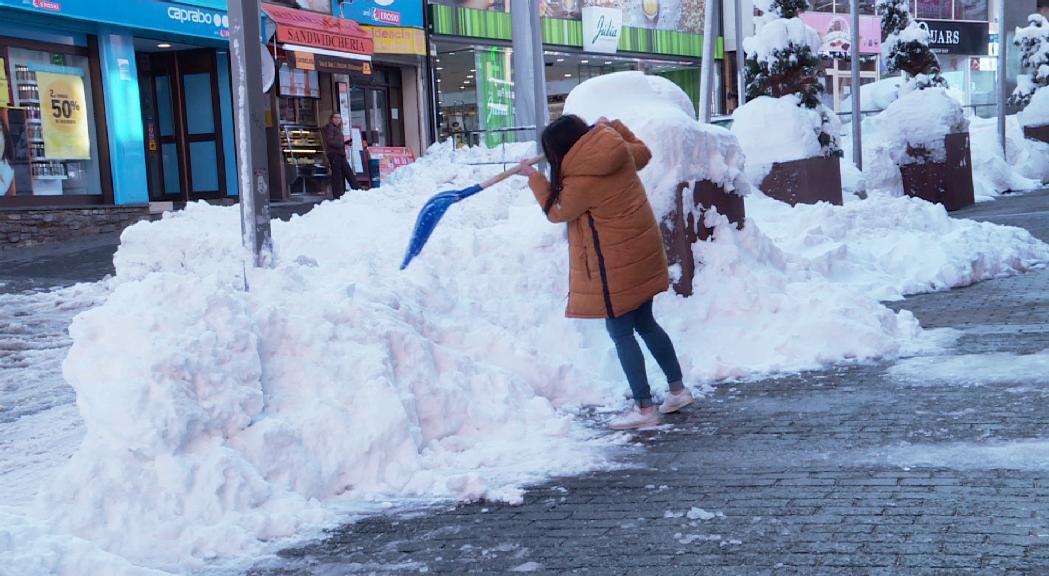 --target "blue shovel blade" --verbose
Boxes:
[401,184,483,270]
